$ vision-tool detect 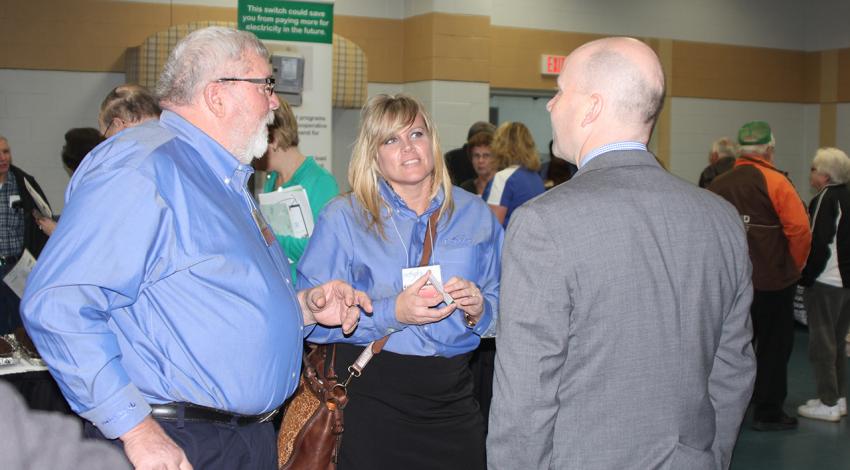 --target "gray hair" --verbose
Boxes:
[99,84,161,128]
[738,133,775,158]
[812,147,850,184]
[711,137,737,158]
[156,27,270,106]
